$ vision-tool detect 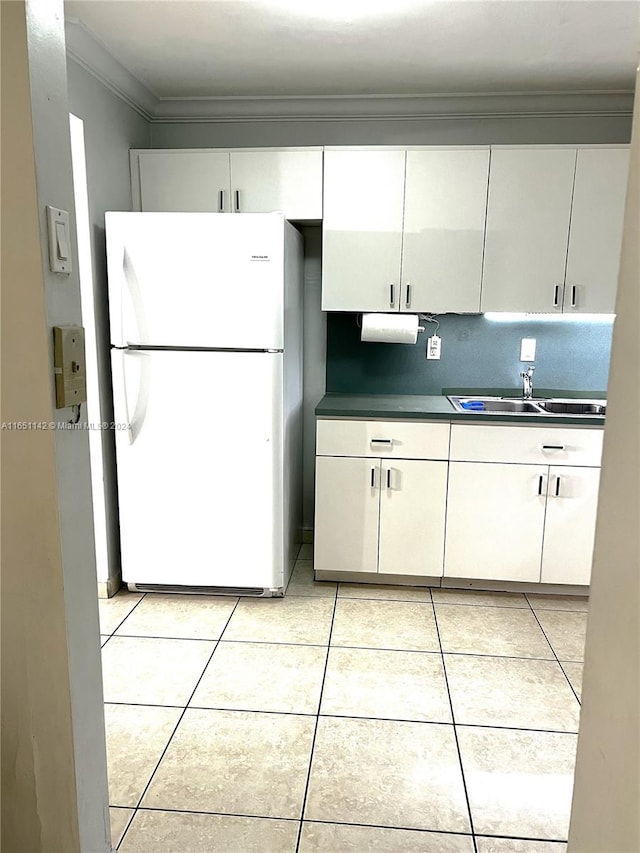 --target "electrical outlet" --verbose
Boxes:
[520,338,536,361]
[427,335,441,360]
[53,325,87,408]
